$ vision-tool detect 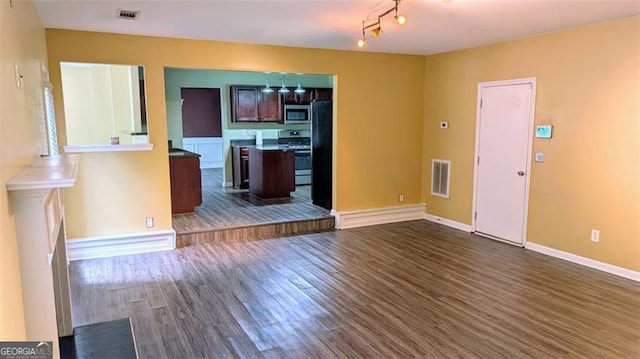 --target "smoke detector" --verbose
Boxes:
[117,9,140,20]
